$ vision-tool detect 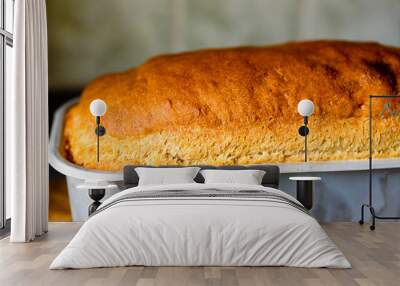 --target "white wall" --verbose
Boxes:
[47,0,400,90]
